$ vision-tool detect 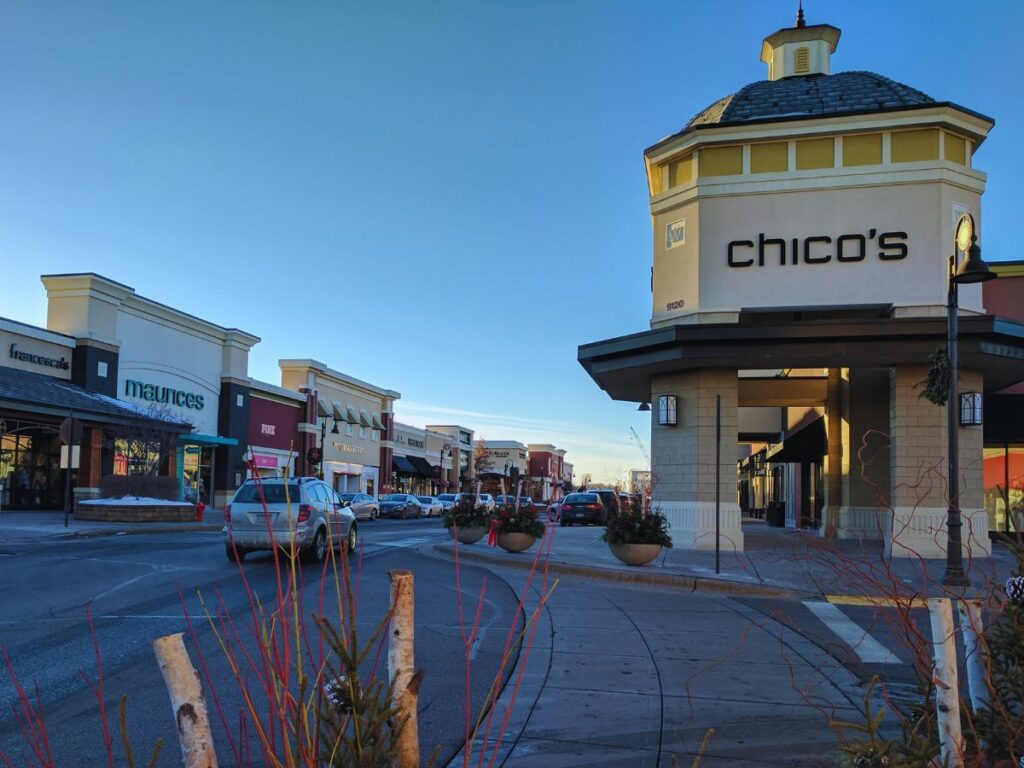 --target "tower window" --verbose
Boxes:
[794,47,810,74]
